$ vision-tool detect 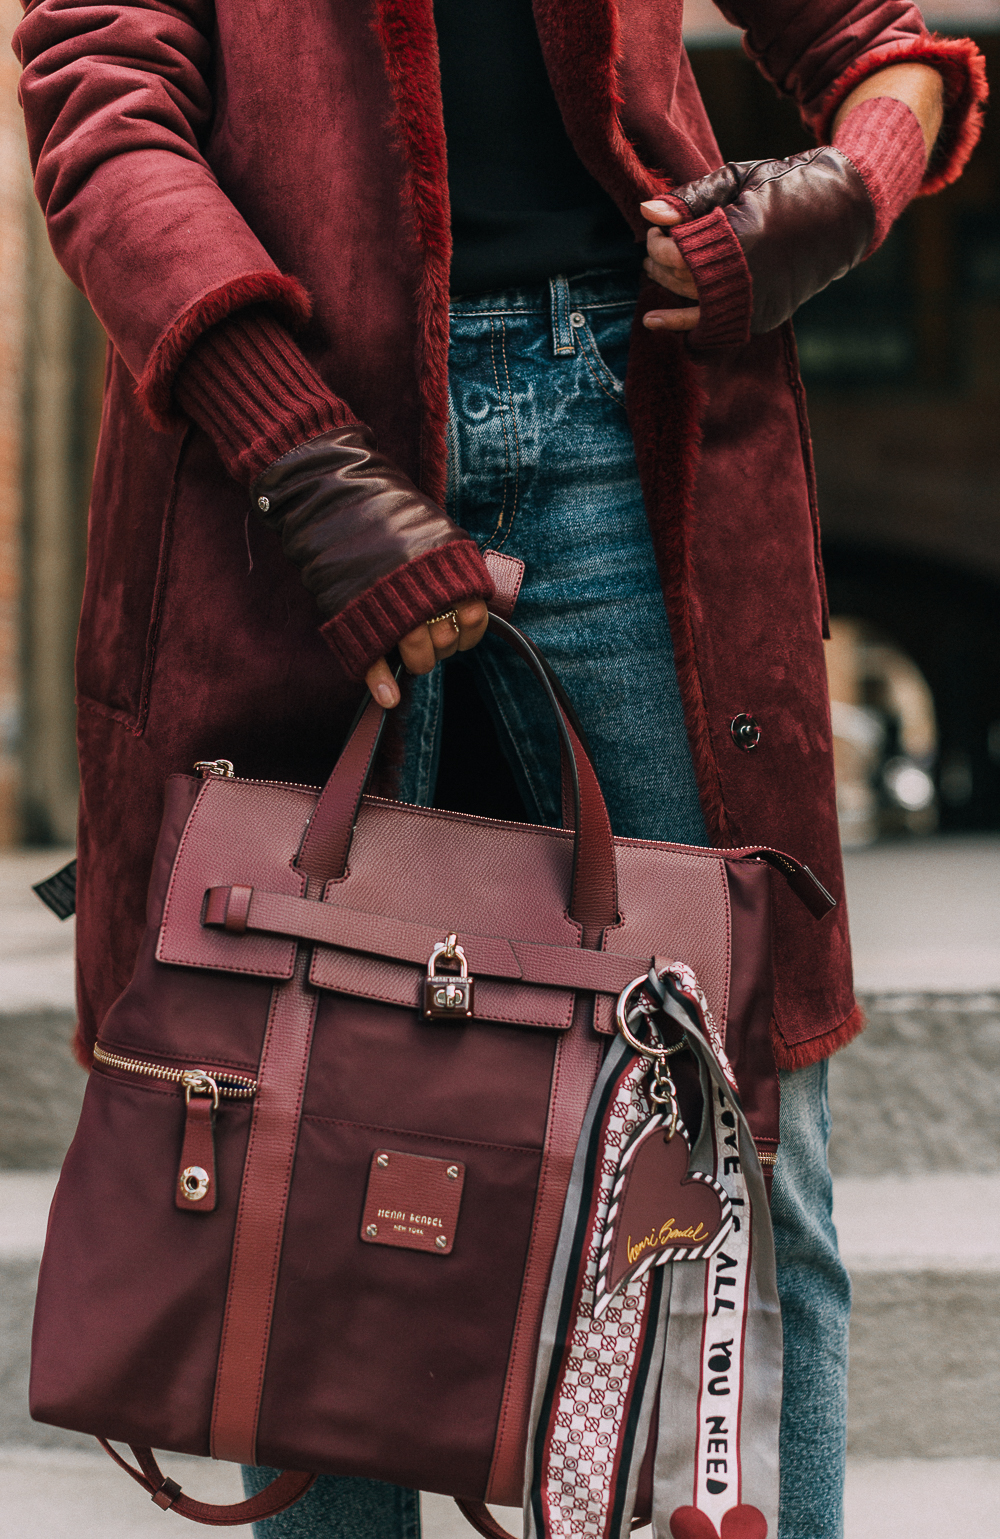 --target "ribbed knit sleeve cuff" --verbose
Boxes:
[832,97,927,254]
[669,206,753,350]
[175,309,358,486]
[319,542,495,680]
[812,34,987,197]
